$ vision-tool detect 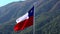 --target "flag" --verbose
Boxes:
[14,6,34,31]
